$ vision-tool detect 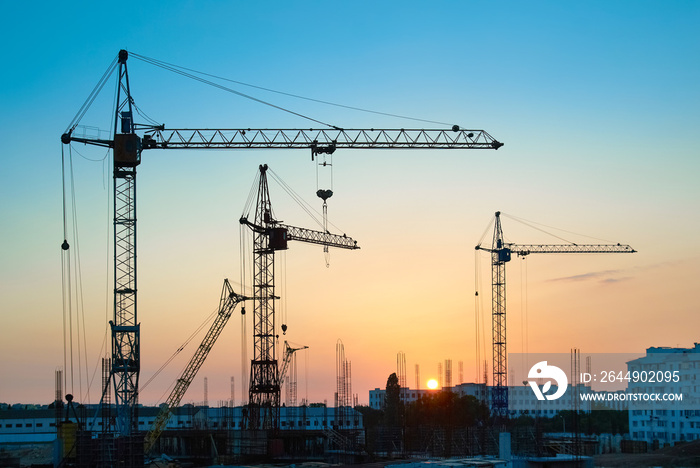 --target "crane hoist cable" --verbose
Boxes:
[315,153,333,267]
[60,144,94,405]
[474,249,481,384]
[61,55,119,405]
[60,145,71,398]
[239,222,250,404]
[280,249,288,335]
